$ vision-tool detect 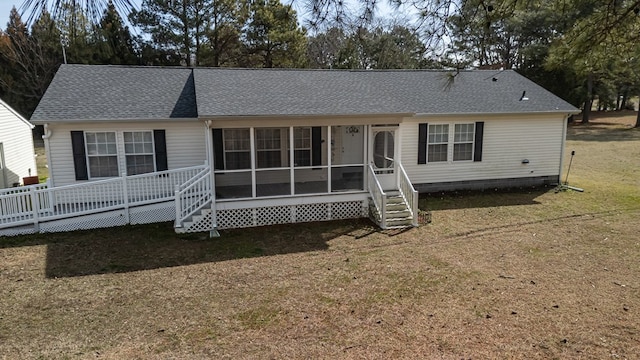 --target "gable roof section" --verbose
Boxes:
[0,98,34,129]
[31,65,197,122]
[194,68,577,117]
[31,65,577,123]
